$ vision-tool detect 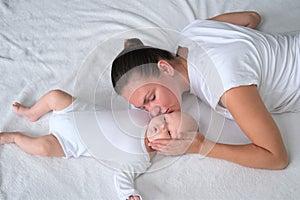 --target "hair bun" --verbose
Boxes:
[124,38,144,49]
